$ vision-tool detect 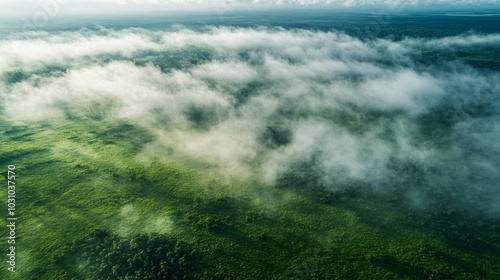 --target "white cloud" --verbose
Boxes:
[126,0,500,6]
[0,0,498,13]
[1,26,500,214]
[192,61,258,83]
